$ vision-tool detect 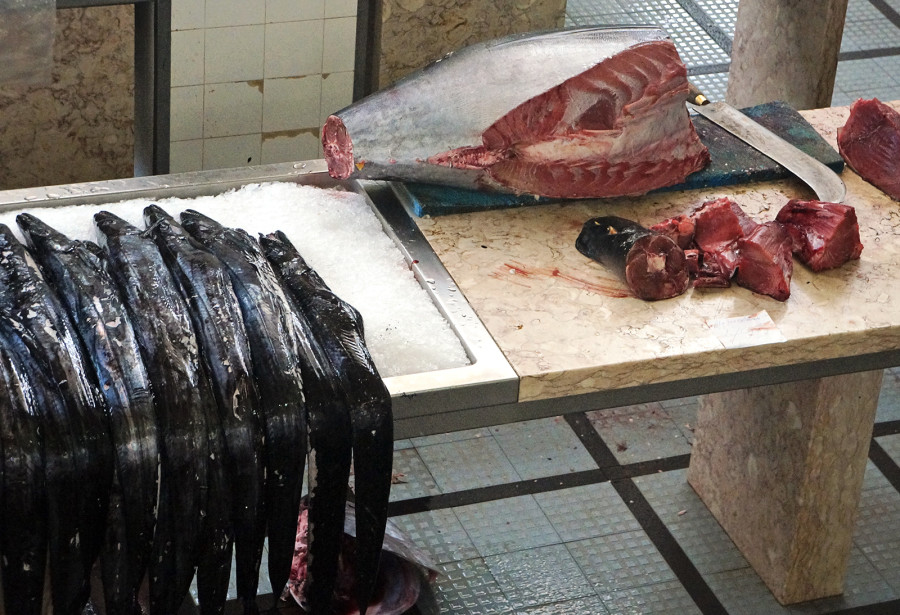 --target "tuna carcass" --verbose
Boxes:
[323,27,710,199]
